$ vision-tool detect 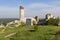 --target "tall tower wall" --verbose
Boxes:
[20,6,24,20]
[20,6,26,24]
